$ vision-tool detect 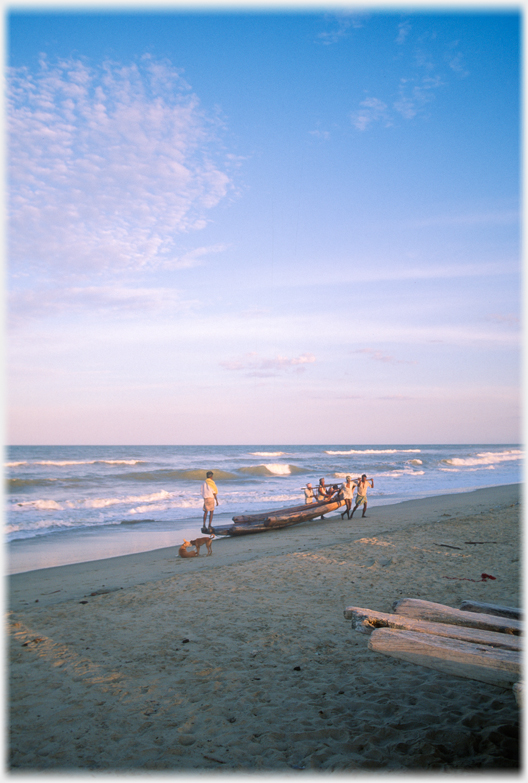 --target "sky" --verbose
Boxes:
[7,5,521,445]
